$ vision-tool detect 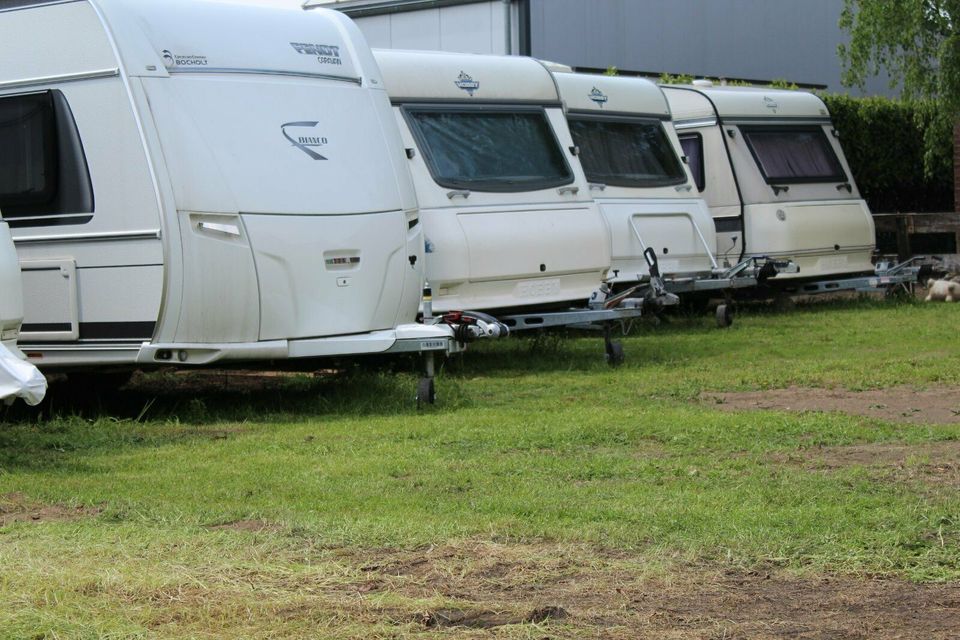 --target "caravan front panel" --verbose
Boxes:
[664,85,877,280]
[554,72,718,283]
[376,50,611,313]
